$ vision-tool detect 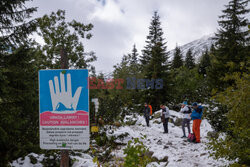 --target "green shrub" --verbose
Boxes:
[123,137,152,167]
